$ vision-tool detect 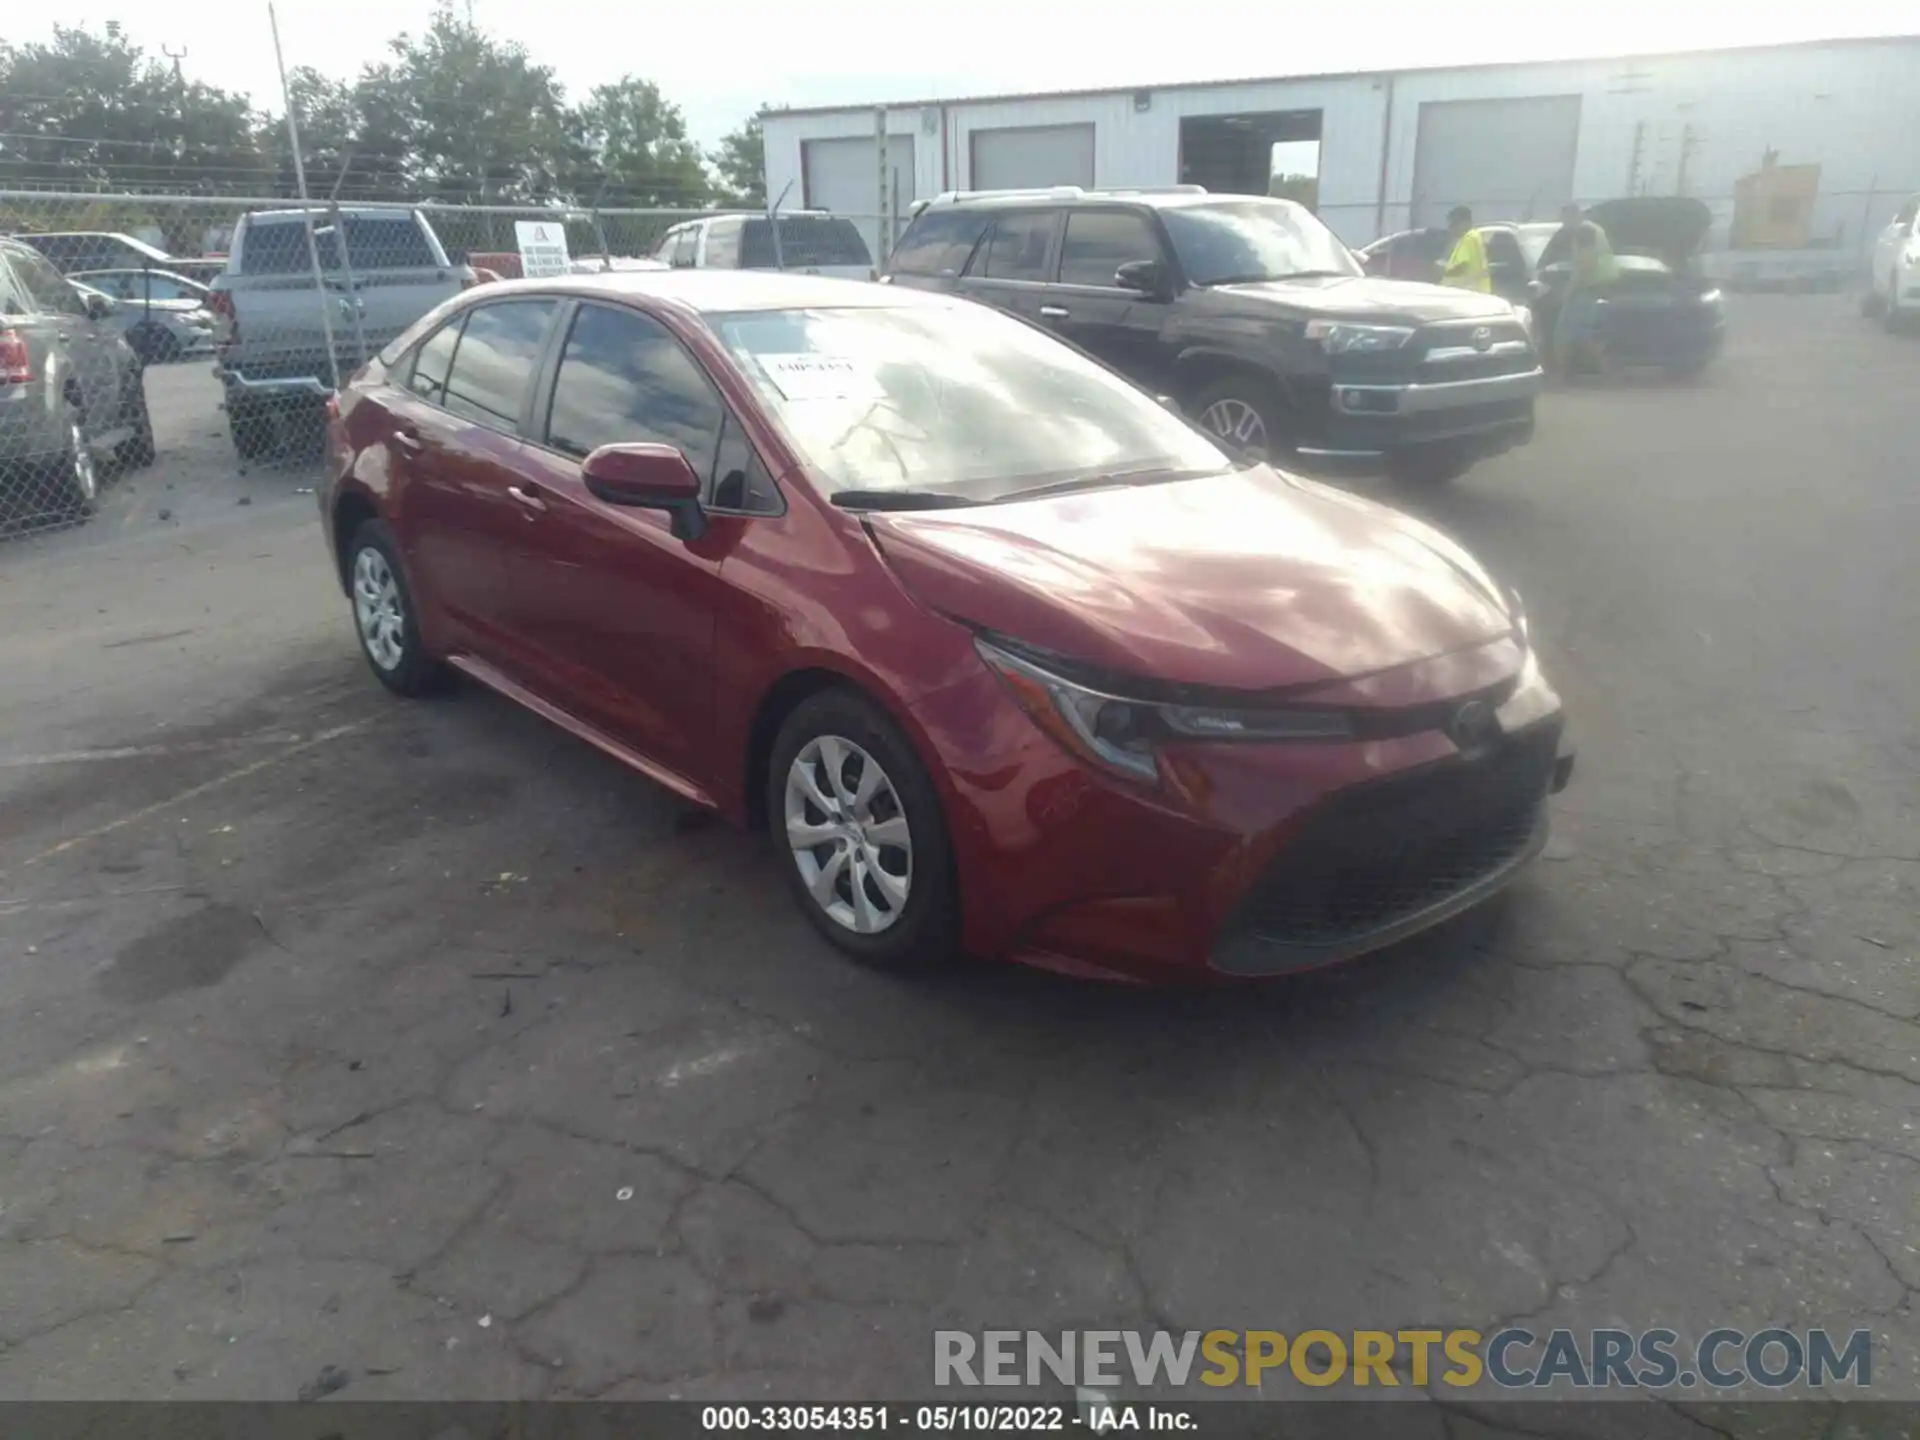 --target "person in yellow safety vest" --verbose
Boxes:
[1441,205,1491,292]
